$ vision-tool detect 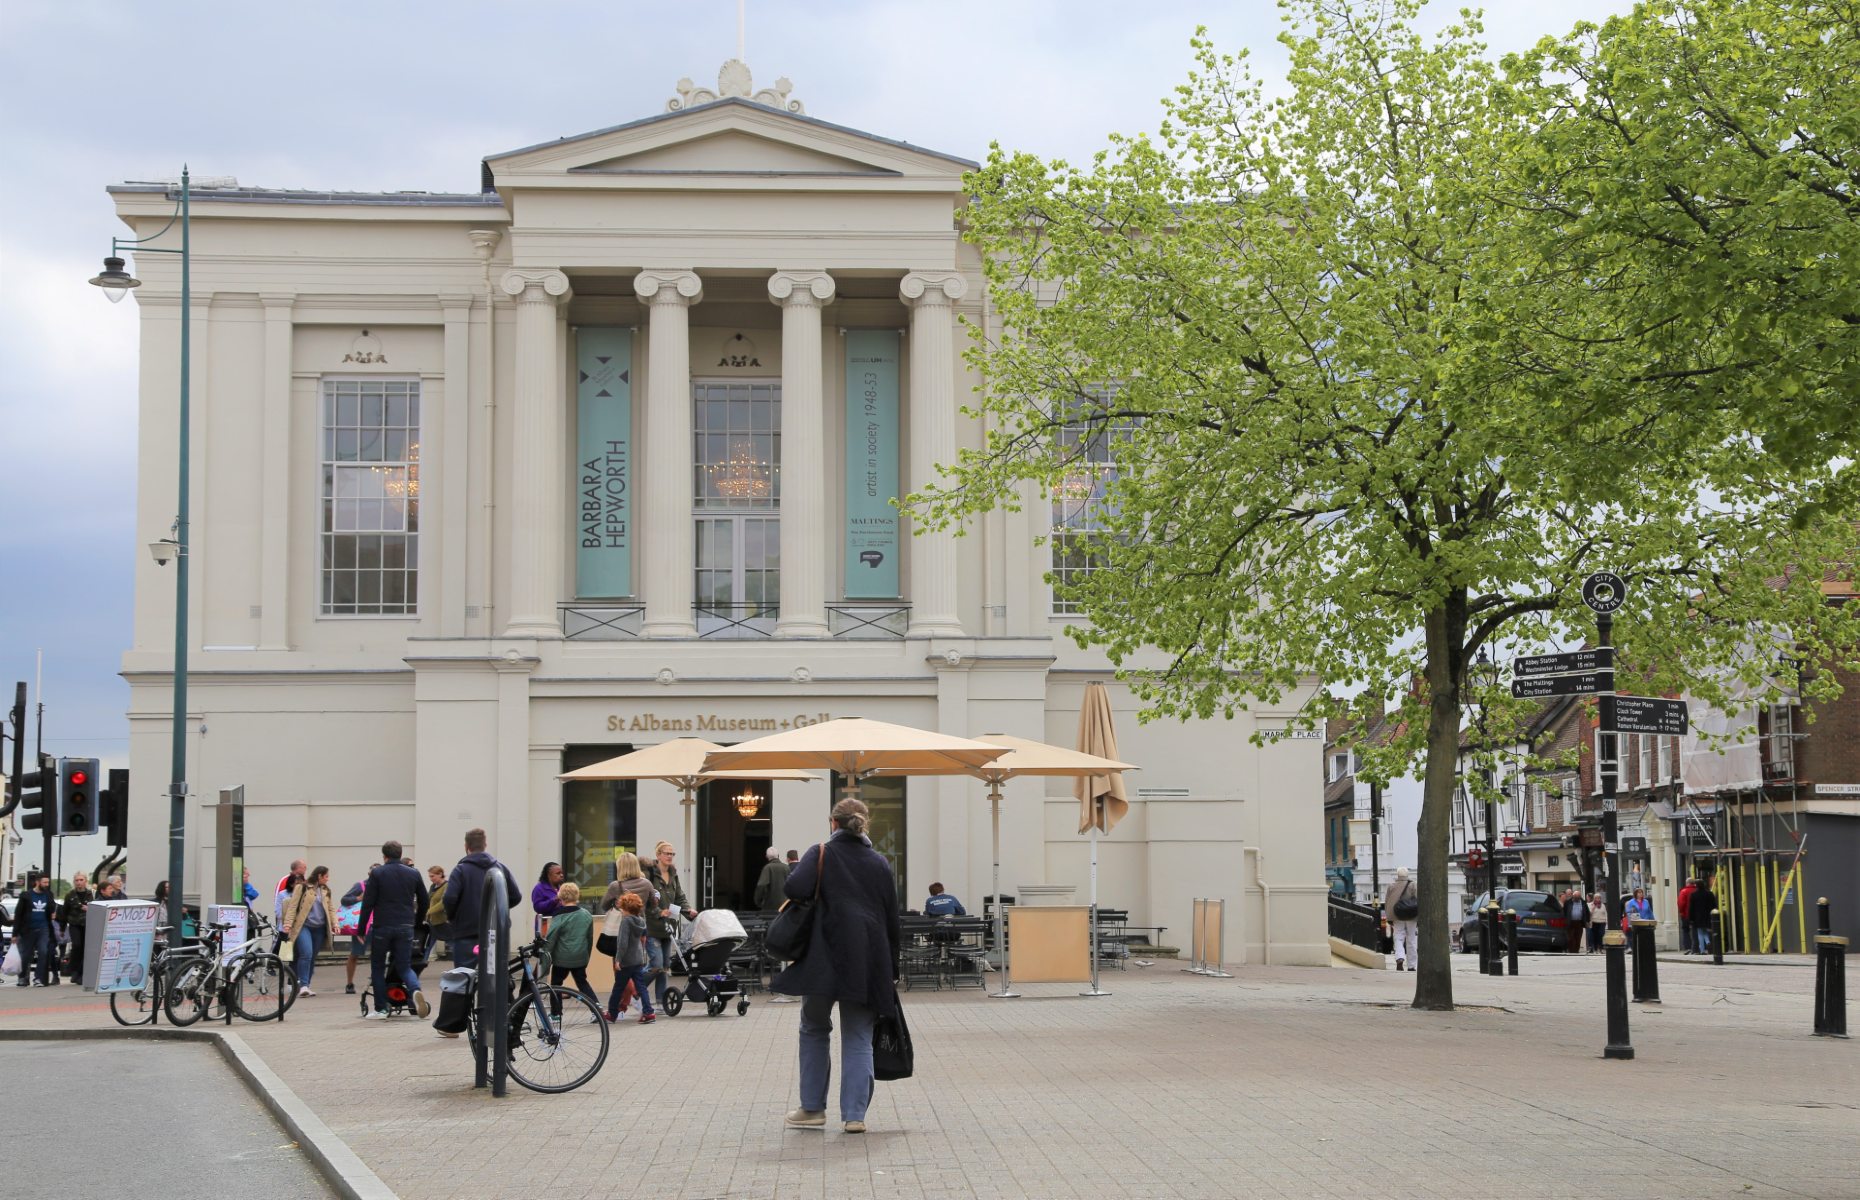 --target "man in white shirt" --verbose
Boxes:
[1383,867,1419,971]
